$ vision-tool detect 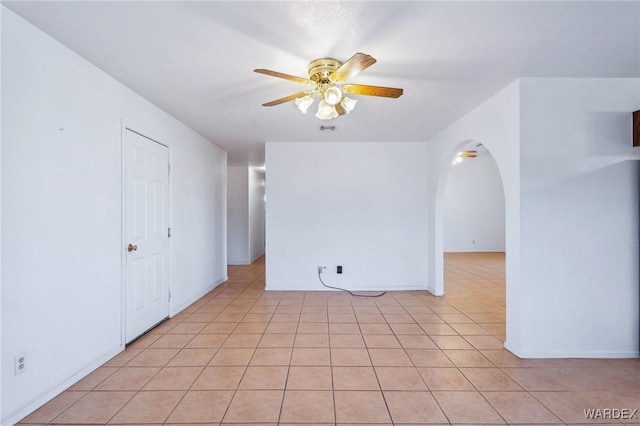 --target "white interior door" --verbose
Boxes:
[124,129,170,343]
